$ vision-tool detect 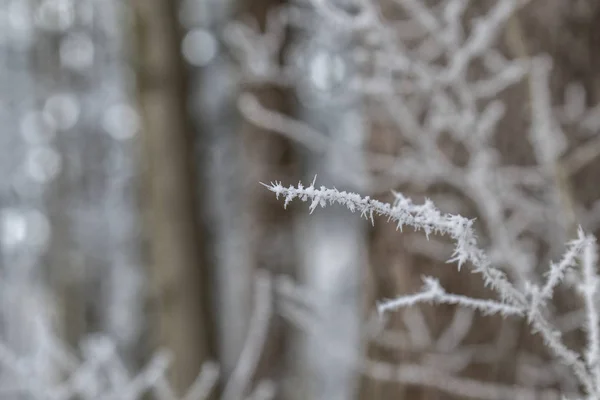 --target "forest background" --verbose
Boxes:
[1,0,600,399]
